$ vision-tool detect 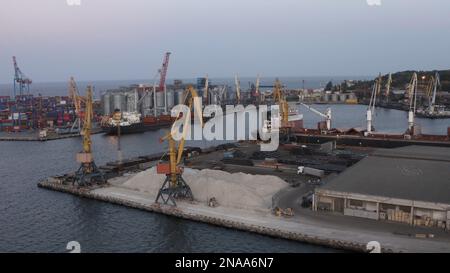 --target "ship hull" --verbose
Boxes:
[101,121,172,135]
